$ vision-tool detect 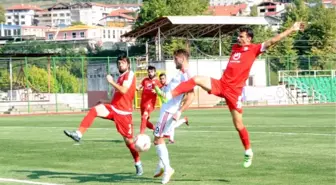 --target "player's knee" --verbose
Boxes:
[193,76,202,84]
[153,137,163,145]
[95,104,109,117]
[124,137,133,145]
